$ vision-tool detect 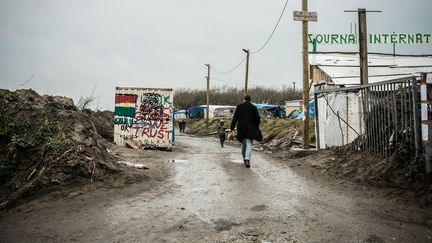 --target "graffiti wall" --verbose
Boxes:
[113,87,174,148]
